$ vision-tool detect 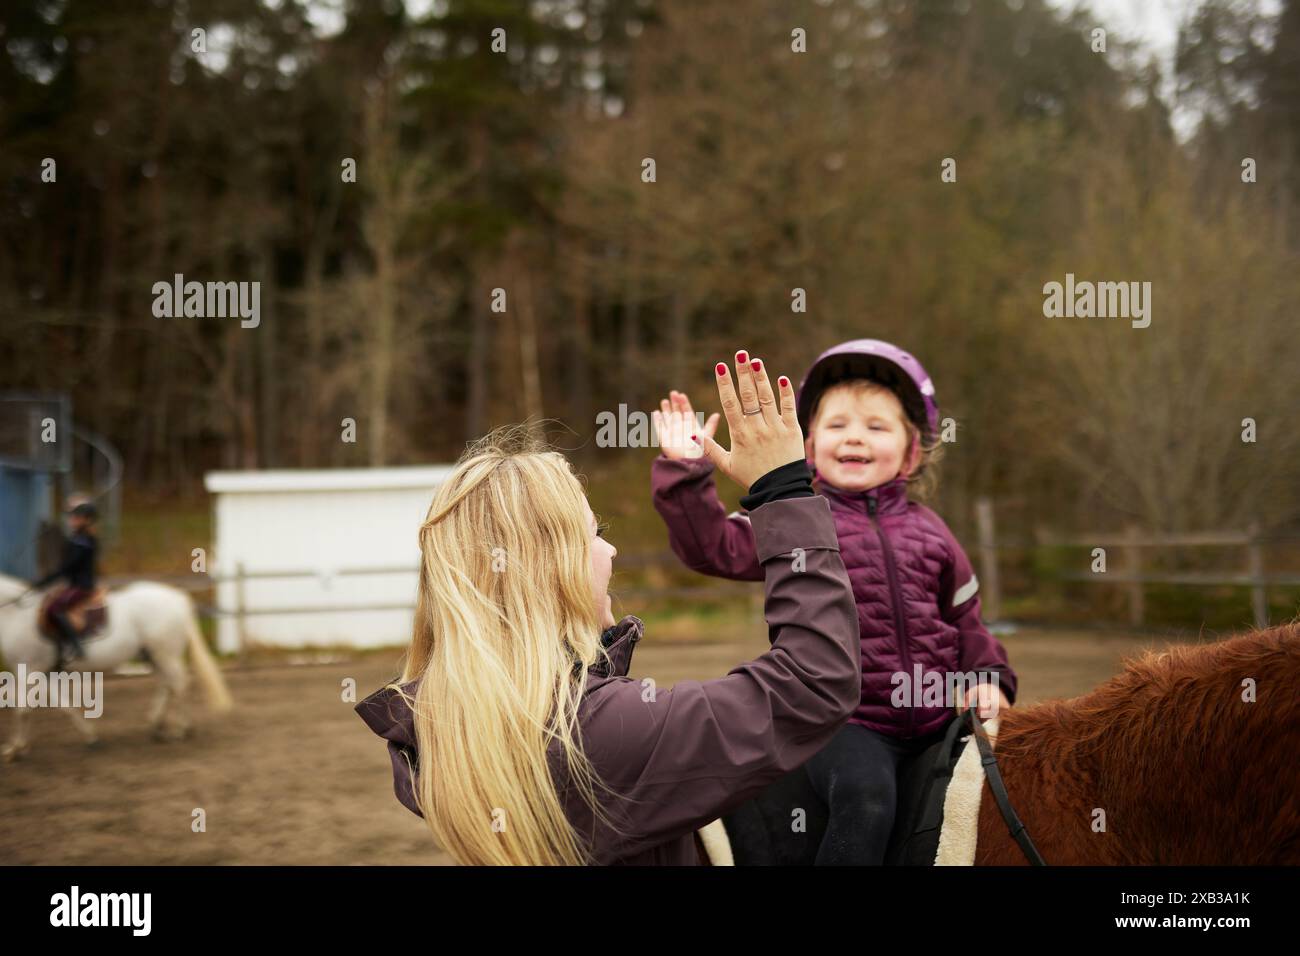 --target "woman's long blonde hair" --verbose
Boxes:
[388,426,617,864]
